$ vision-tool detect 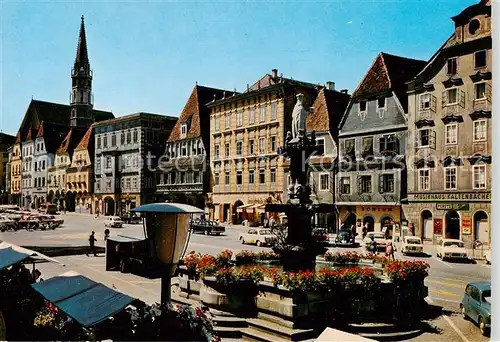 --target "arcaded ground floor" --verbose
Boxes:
[94,193,142,216]
[337,205,402,237]
[402,202,491,248]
